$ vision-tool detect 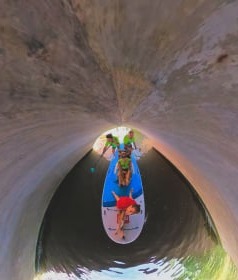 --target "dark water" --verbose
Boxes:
[36,148,237,279]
